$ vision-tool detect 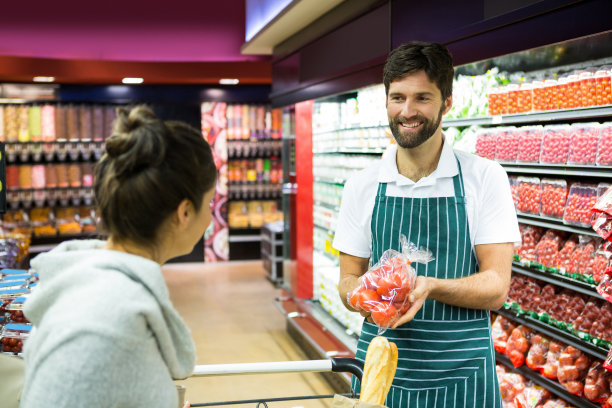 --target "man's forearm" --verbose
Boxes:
[425,268,509,311]
[339,274,361,311]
